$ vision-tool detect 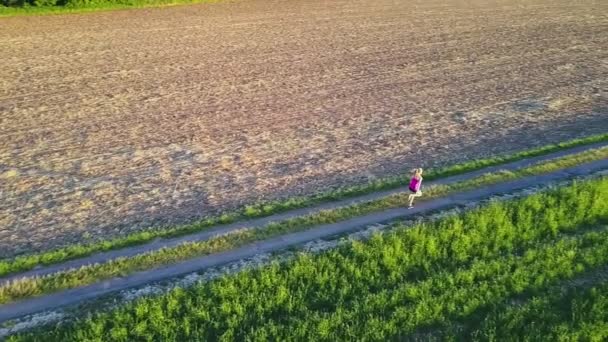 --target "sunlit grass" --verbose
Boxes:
[0,0,220,17]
